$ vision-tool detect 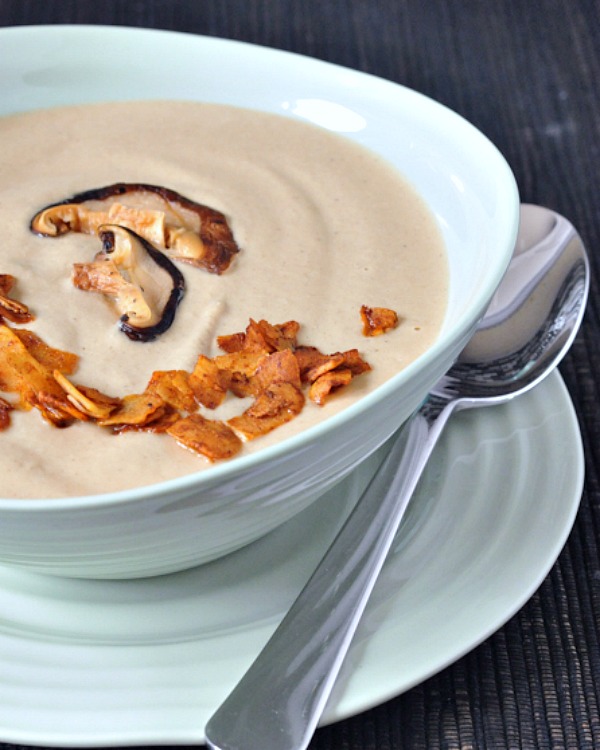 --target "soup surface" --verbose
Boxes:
[0,101,447,498]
